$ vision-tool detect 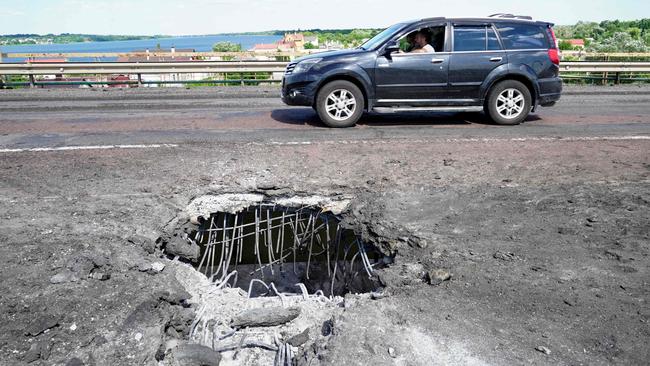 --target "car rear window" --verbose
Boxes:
[496,24,548,50]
